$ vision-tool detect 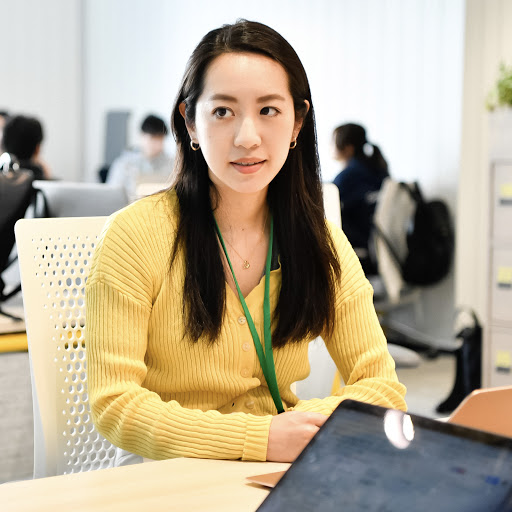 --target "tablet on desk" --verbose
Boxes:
[254,399,512,512]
